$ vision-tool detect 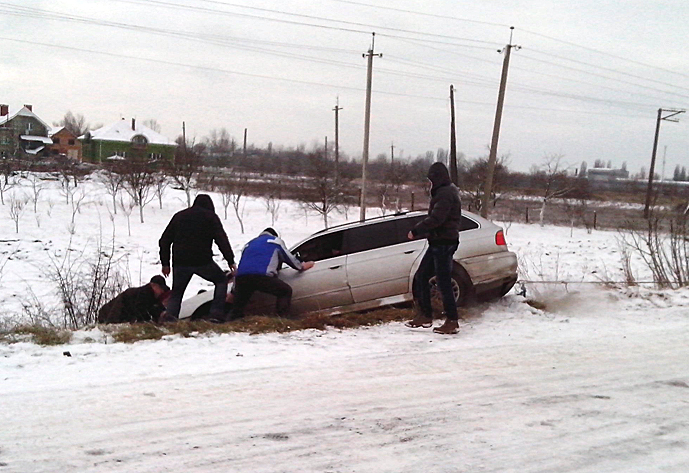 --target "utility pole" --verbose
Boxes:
[390,142,395,164]
[449,84,458,186]
[324,136,328,160]
[644,108,685,218]
[243,127,247,158]
[360,32,382,222]
[333,97,343,187]
[481,27,520,218]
